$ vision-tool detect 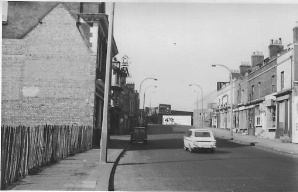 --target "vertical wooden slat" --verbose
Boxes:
[1,124,94,189]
